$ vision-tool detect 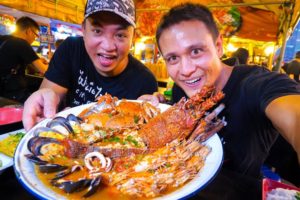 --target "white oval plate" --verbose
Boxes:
[14,101,223,199]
